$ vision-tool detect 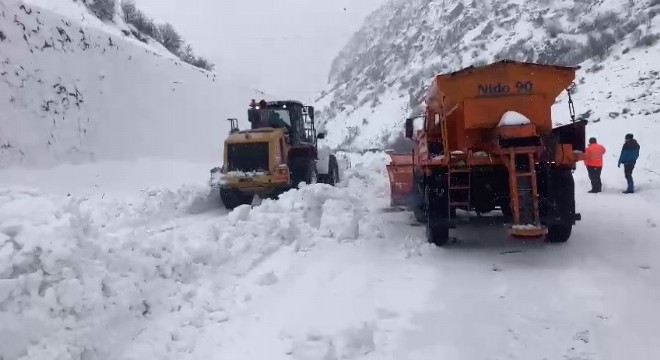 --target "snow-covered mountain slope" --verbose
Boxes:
[0,0,260,167]
[316,0,660,149]
[2,150,660,359]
